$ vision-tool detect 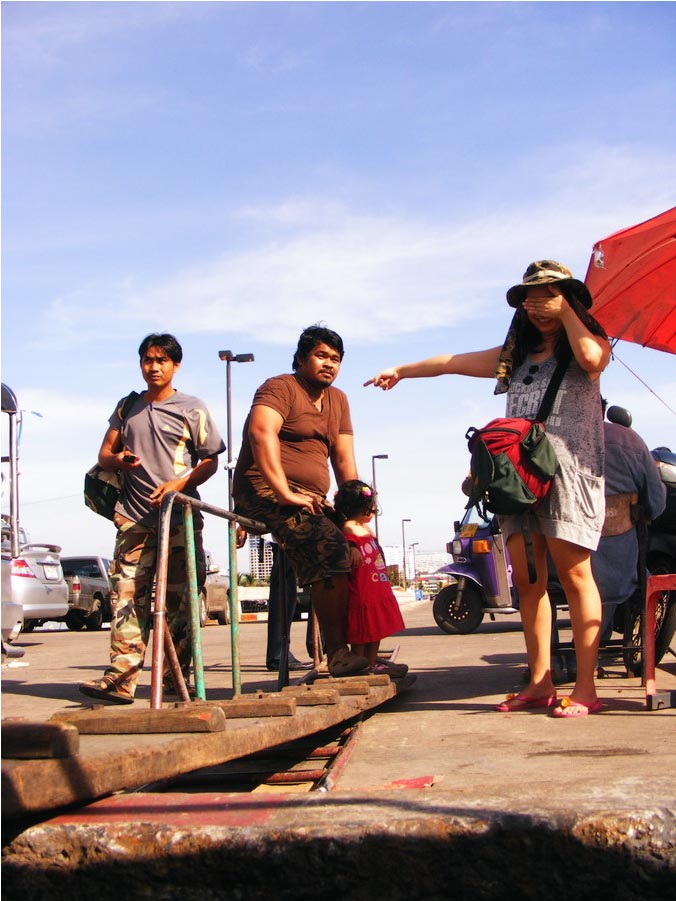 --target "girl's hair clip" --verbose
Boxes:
[360,486,373,497]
